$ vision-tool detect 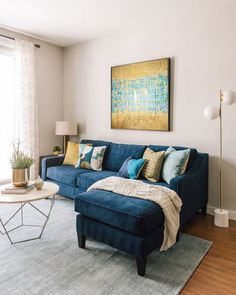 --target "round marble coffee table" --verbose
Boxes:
[0,181,59,244]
